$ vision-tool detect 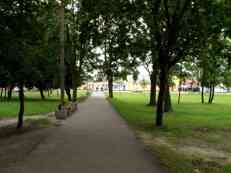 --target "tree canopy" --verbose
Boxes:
[0,0,229,128]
